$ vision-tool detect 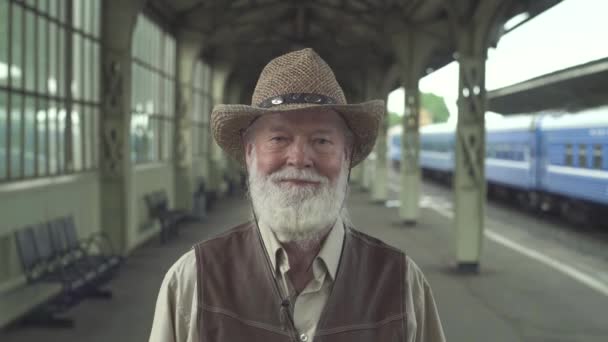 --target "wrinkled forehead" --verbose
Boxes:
[248,109,350,136]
